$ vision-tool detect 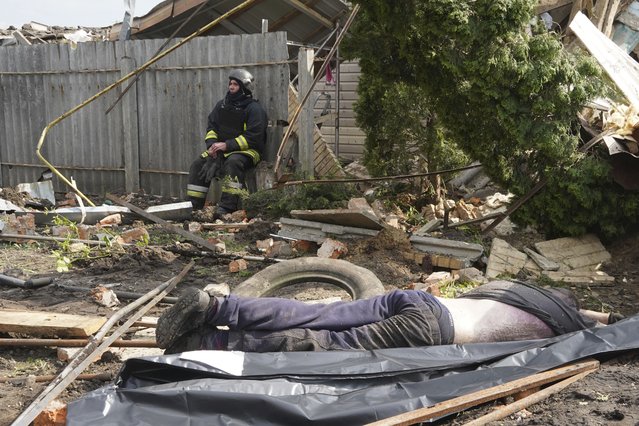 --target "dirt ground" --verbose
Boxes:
[0,216,638,425]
